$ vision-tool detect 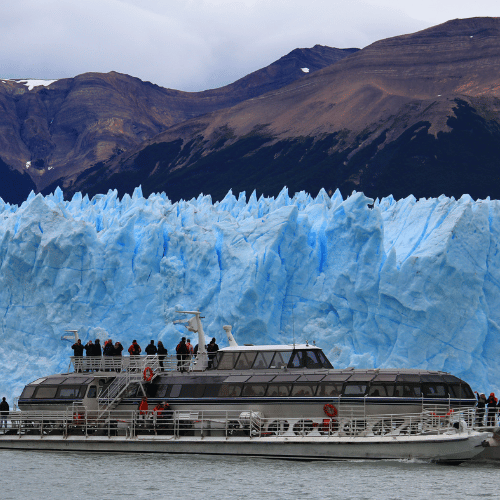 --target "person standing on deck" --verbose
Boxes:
[0,397,8,430]
[157,341,167,370]
[145,340,157,356]
[486,393,498,426]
